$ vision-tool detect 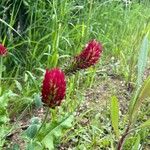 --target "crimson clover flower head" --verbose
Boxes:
[41,68,66,107]
[75,39,103,69]
[0,44,7,56]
